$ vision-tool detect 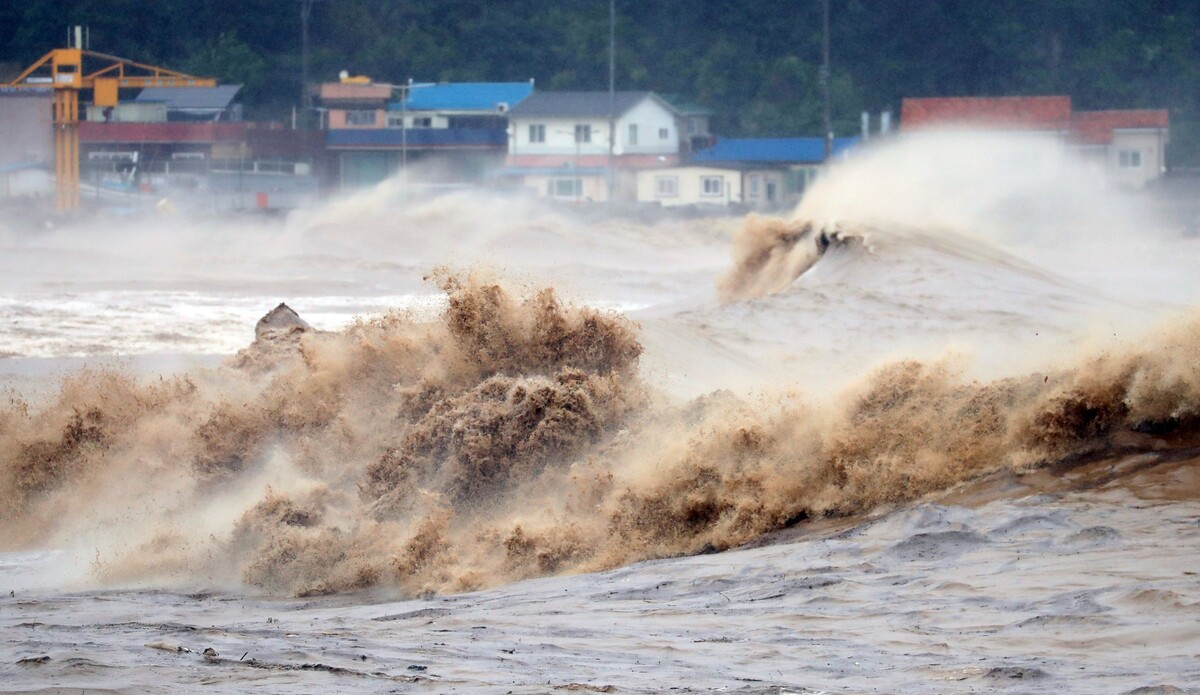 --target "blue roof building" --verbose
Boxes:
[690,136,859,165]
[391,81,534,113]
[322,80,534,189]
[633,136,862,210]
